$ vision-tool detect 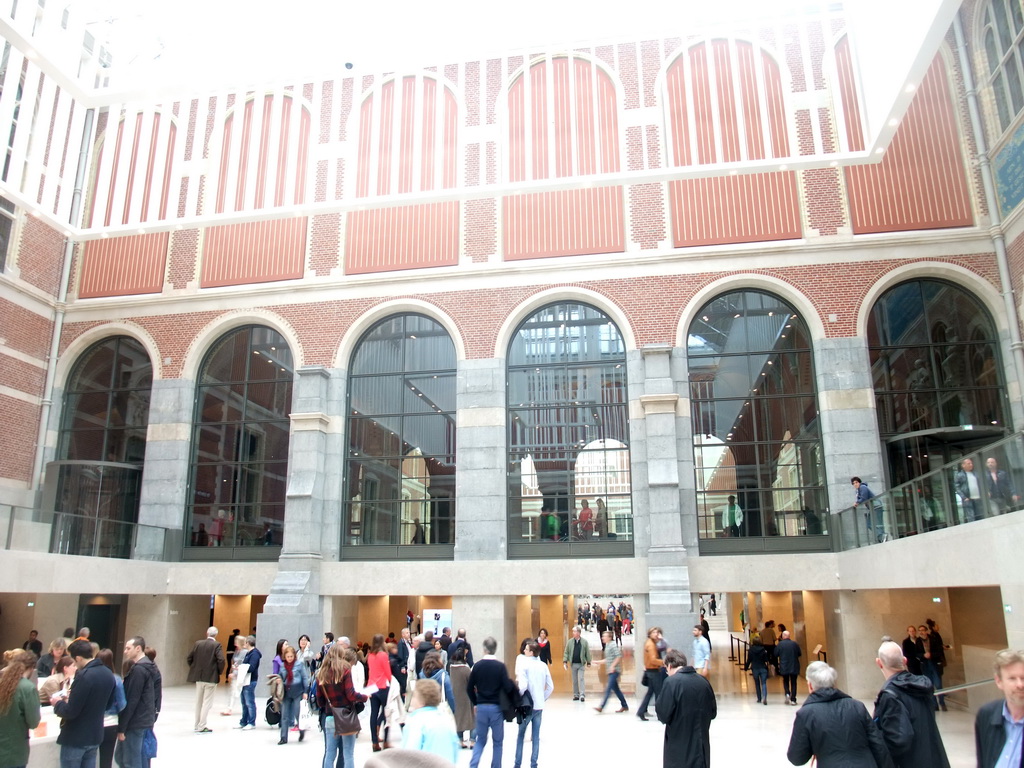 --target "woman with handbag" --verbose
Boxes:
[315,642,368,767]
[277,645,310,745]
[367,634,392,752]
